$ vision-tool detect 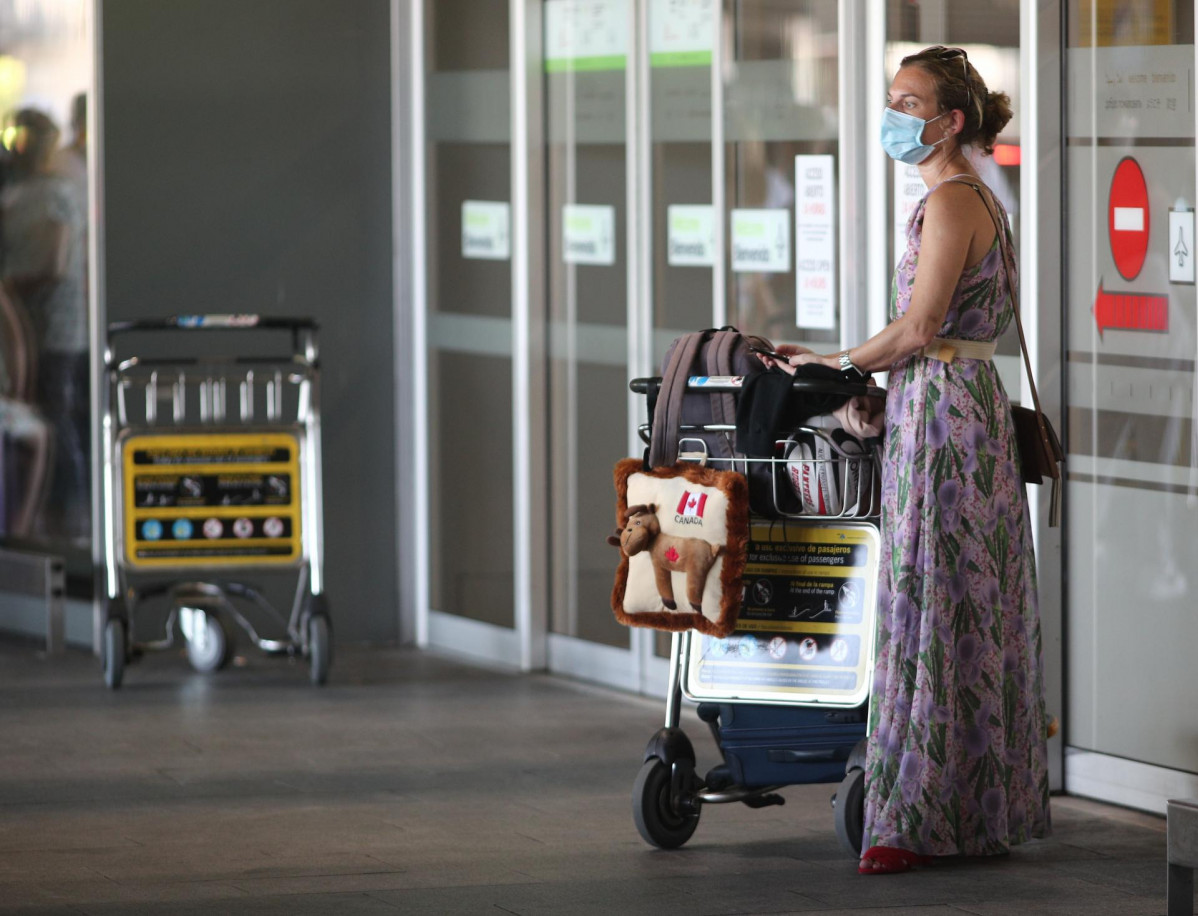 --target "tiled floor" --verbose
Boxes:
[0,639,1176,915]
